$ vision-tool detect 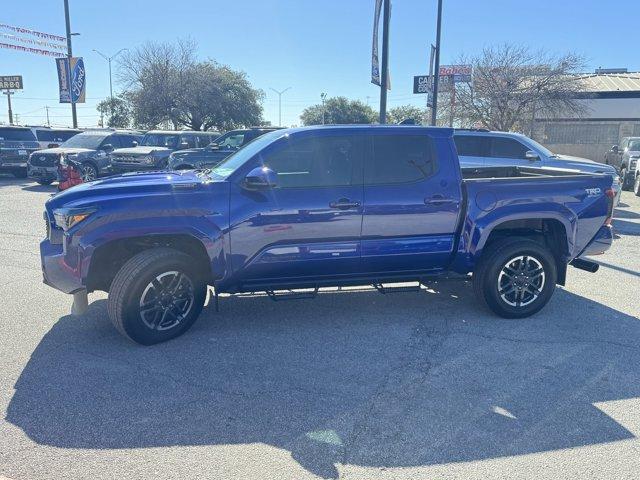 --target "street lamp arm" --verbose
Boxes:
[93,49,109,61]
